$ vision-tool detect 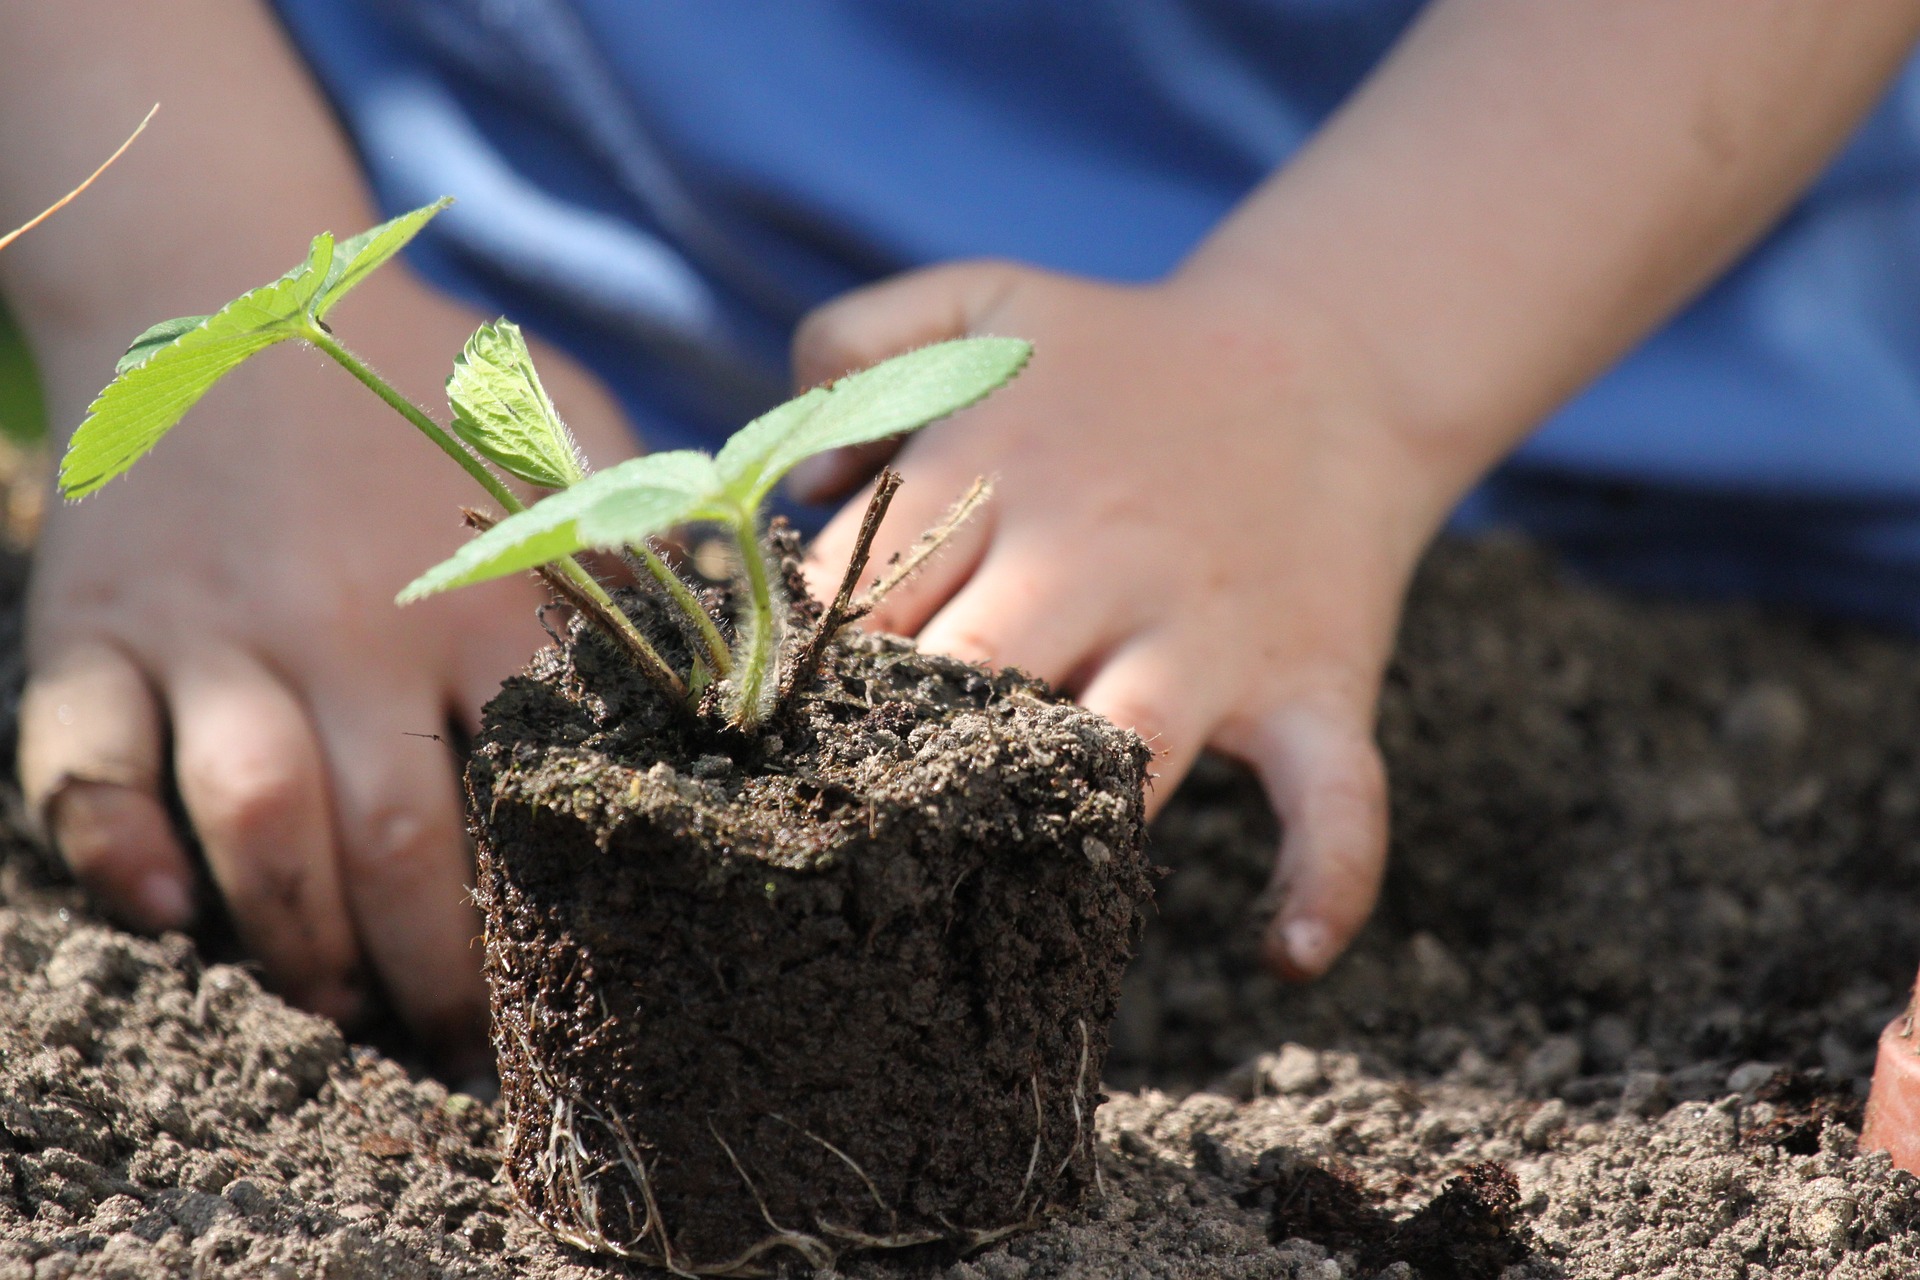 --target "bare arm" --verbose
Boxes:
[1190,0,1920,498]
